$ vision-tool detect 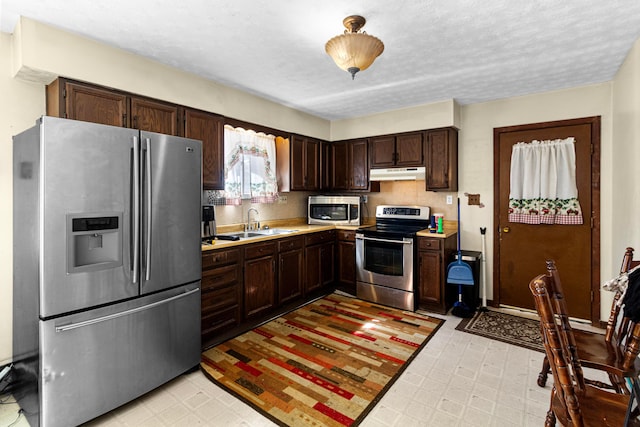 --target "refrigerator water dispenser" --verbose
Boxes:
[67,214,122,273]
